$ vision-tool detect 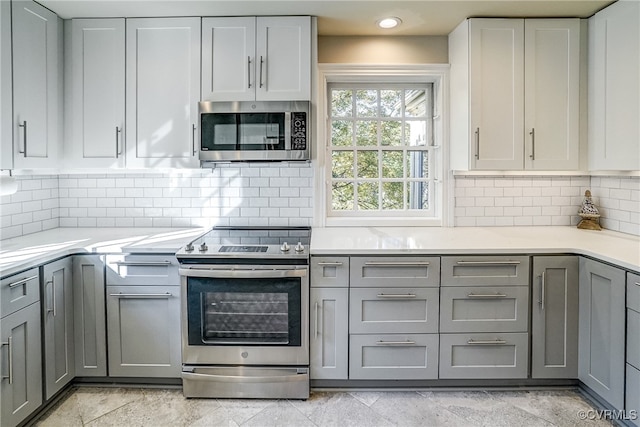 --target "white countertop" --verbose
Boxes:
[0,227,207,277]
[310,226,640,272]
